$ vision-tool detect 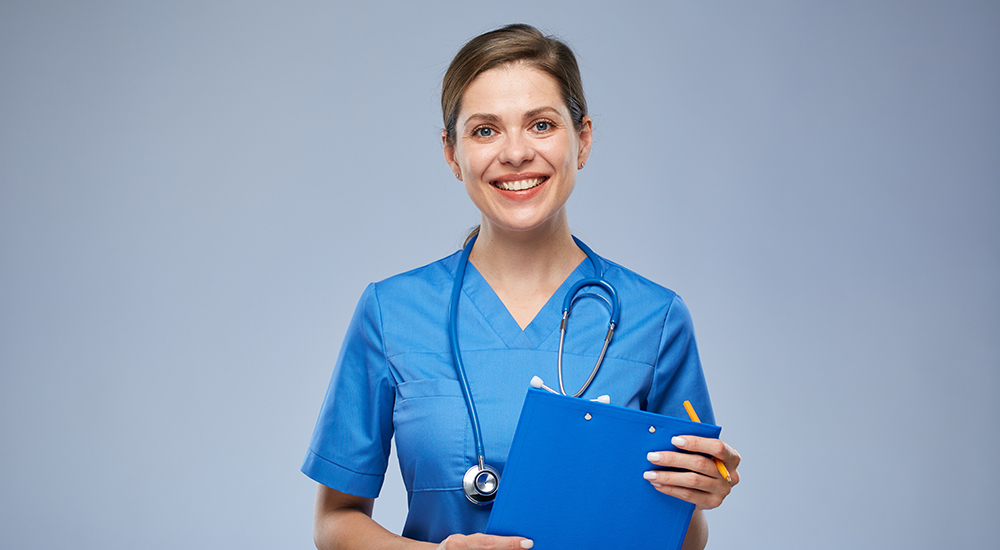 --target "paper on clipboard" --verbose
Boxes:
[485,388,722,550]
